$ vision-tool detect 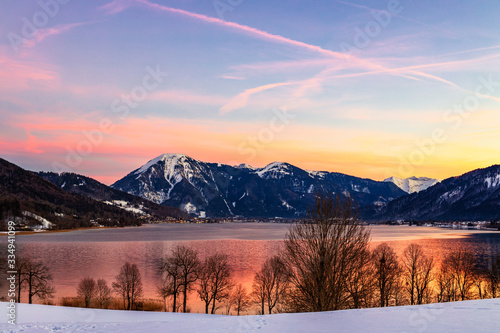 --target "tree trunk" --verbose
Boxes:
[211,294,217,314]
[28,275,33,304]
[16,271,22,303]
[183,289,188,313]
